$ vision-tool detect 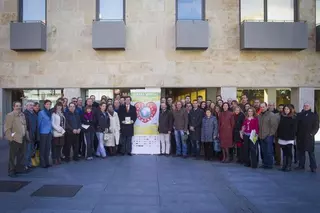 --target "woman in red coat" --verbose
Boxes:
[219,102,235,162]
